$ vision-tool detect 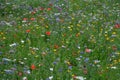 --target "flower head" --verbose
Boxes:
[46,31,51,36]
[26,29,30,33]
[30,64,36,70]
